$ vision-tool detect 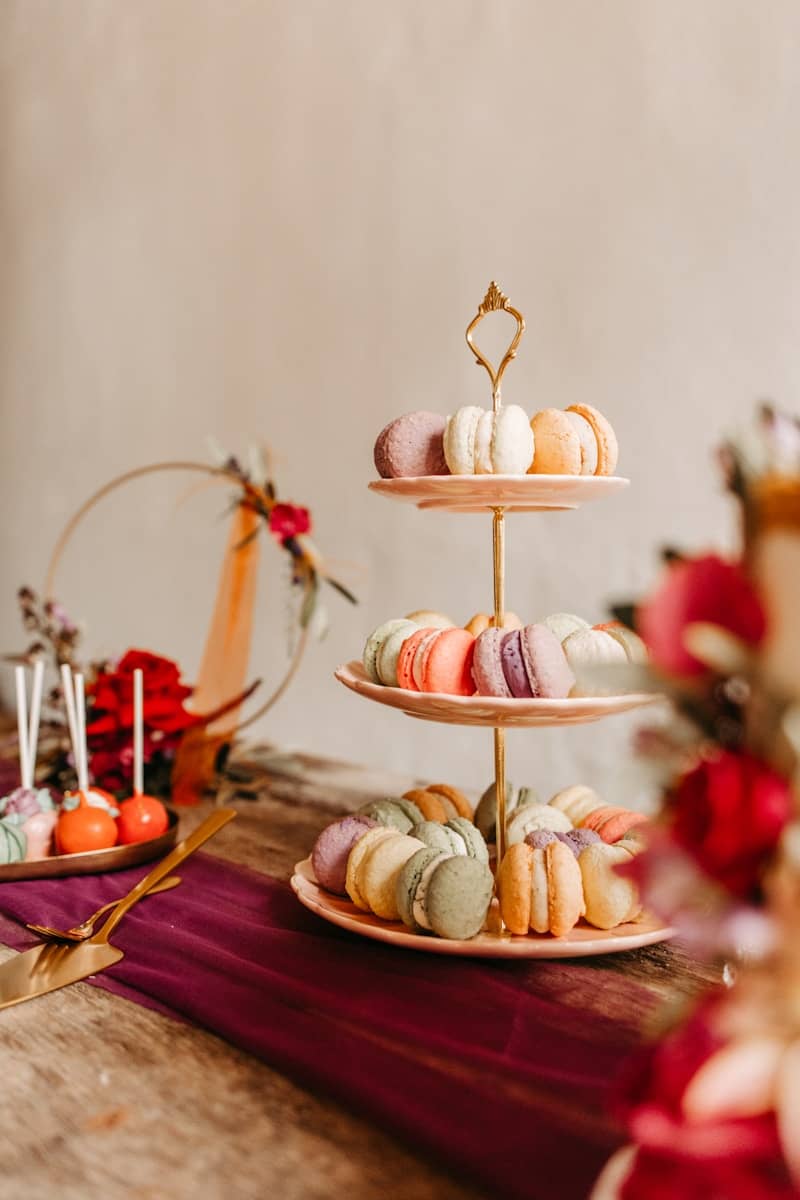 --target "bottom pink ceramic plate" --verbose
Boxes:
[291,858,674,959]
